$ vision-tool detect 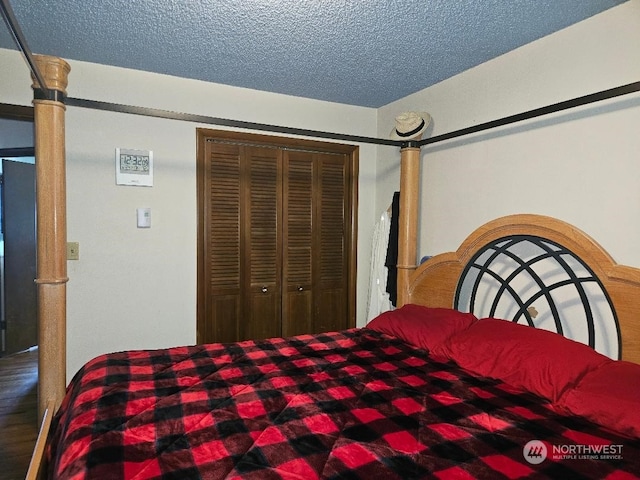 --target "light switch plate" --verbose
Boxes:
[137,207,151,228]
[67,242,79,260]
